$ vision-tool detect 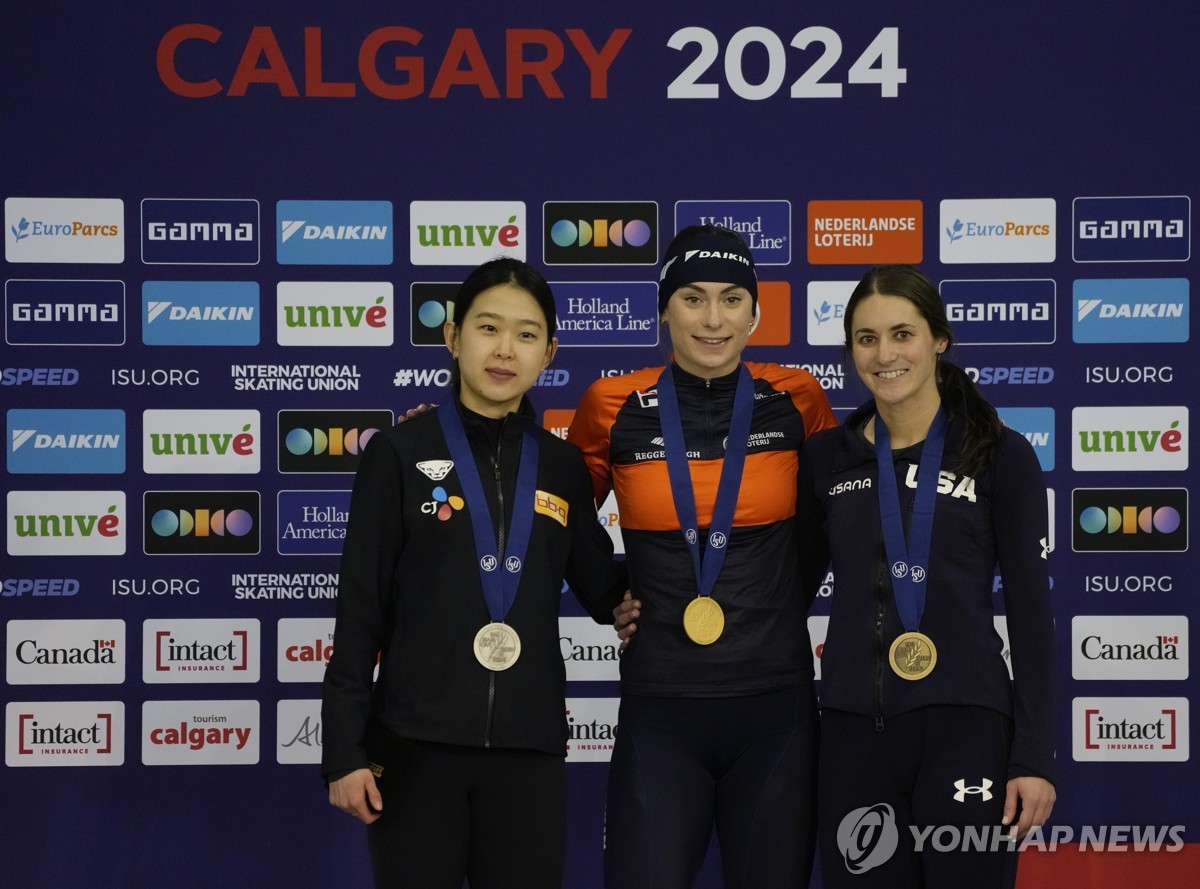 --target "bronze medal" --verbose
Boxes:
[889,631,937,680]
[473,622,521,671]
[682,597,725,645]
